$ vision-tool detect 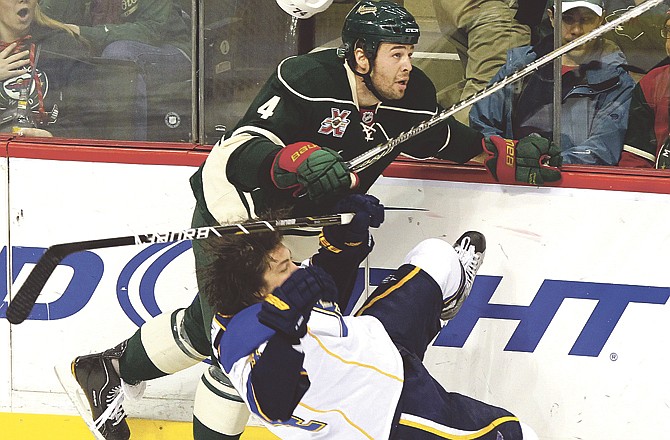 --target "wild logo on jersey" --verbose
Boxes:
[319,108,351,138]
[0,70,59,127]
[0,71,48,111]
